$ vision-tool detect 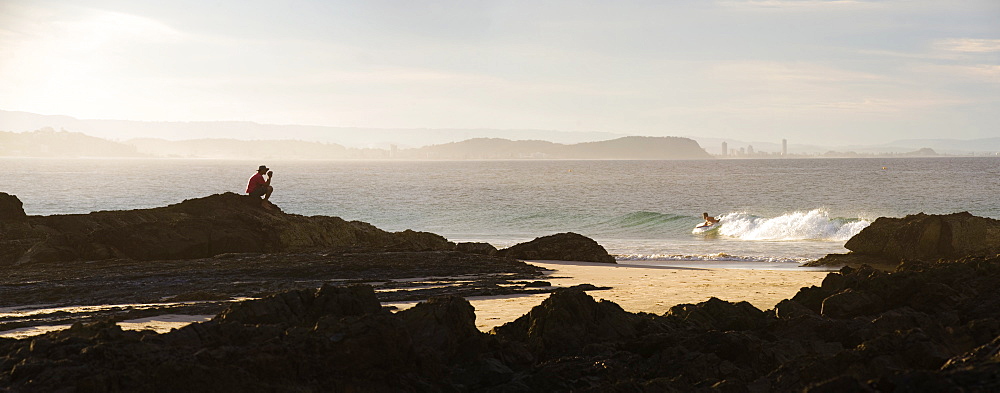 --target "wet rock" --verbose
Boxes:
[522,280,551,288]
[216,283,383,326]
[497,232,616,263]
